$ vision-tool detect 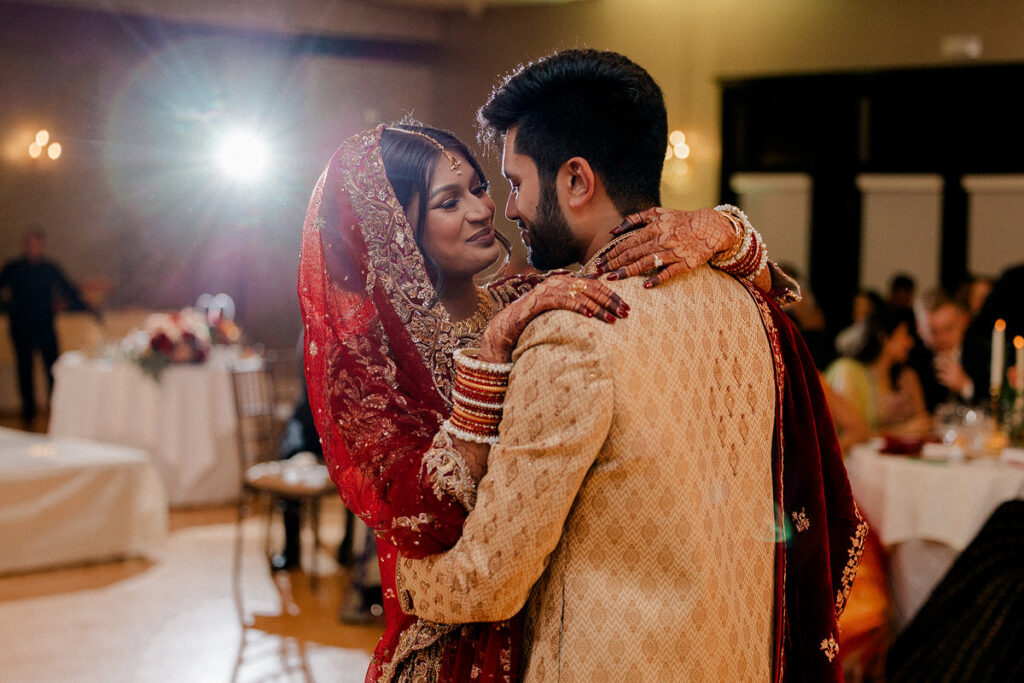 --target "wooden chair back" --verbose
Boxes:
[263,348,304,421]
[230,360,280,472]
